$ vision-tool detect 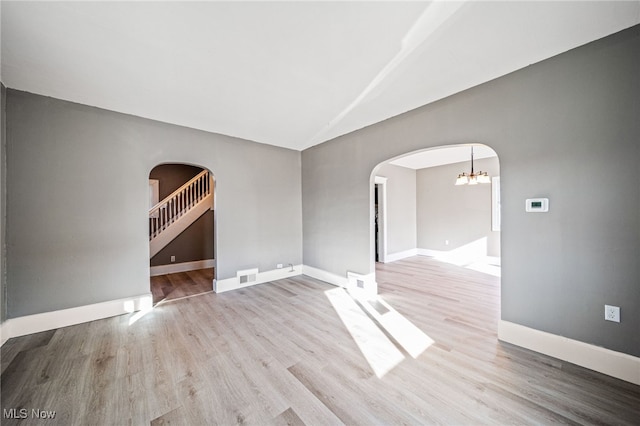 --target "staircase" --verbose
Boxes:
[149,170,213,258]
